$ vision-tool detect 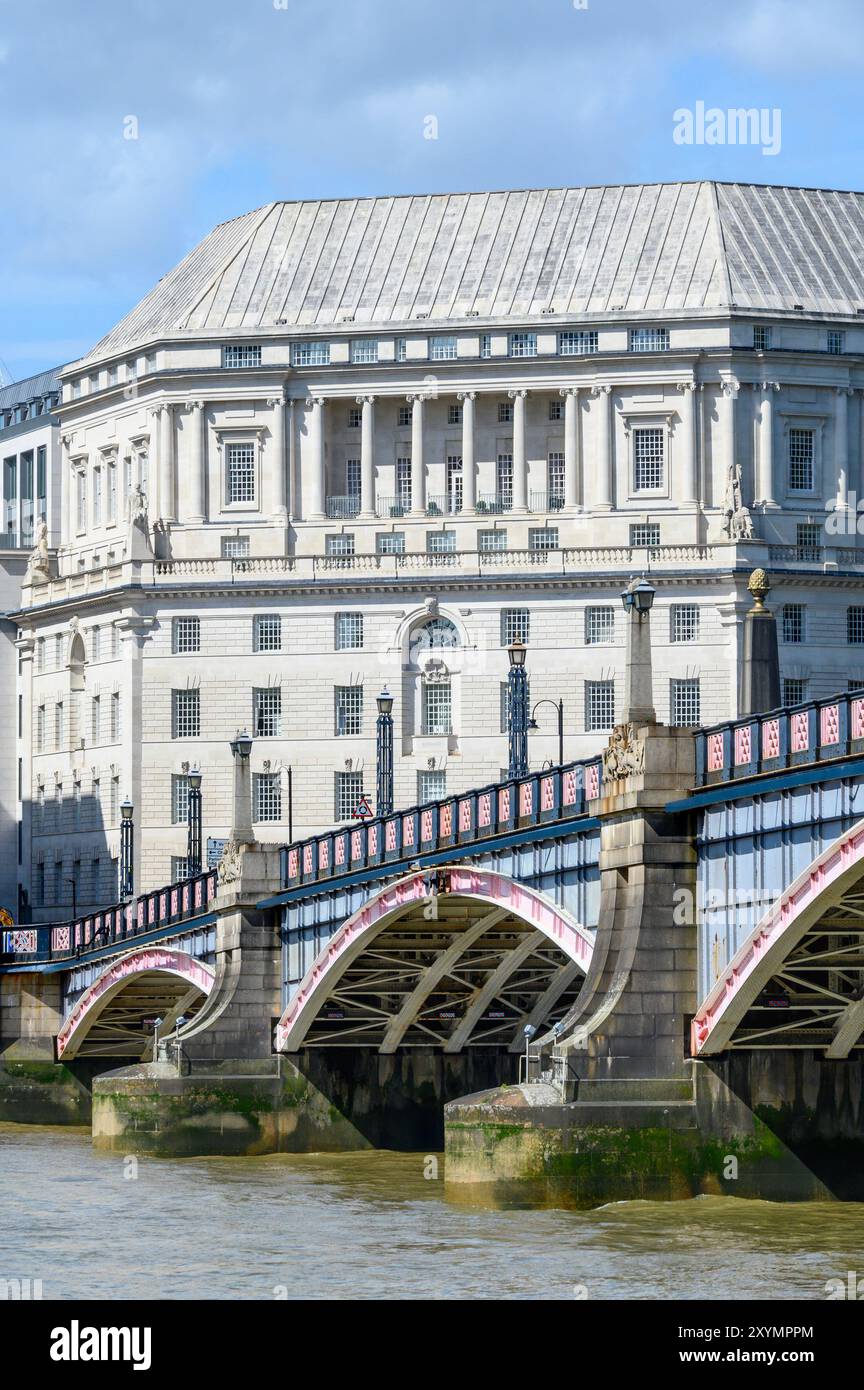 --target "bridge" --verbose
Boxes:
[4,683,864,1199]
